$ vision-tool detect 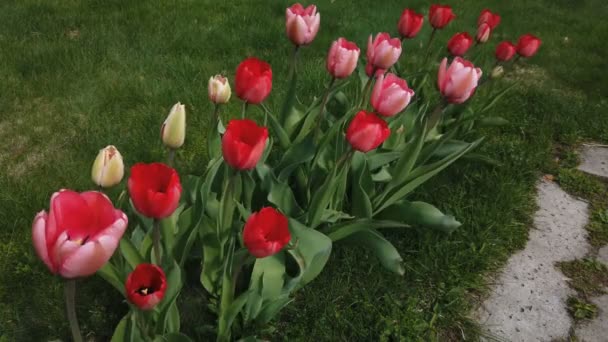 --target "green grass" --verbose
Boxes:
[1,0,608,340]
[558,259,608,298]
